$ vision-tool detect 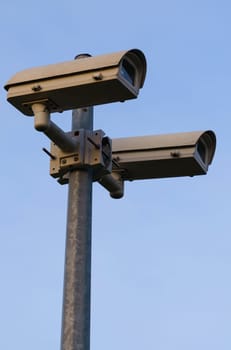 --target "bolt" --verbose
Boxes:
[32,85,42,92]
[171,151,180,158]
[93,72,103,81]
